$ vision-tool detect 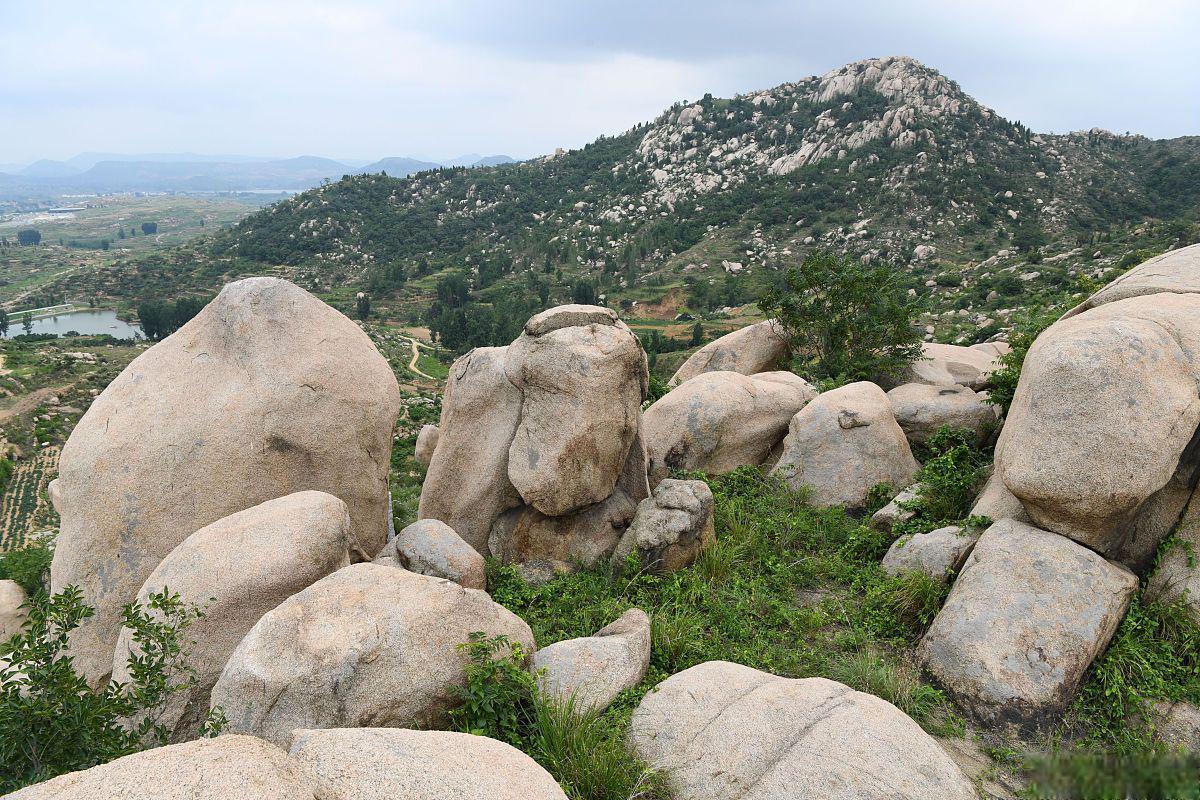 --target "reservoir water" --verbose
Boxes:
[3,309,143,339]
